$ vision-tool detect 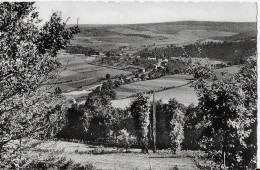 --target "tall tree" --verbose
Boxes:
[129,93,150,153]
[0,2,79,168]
[169,108,185,154]
[193,59,257,169]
